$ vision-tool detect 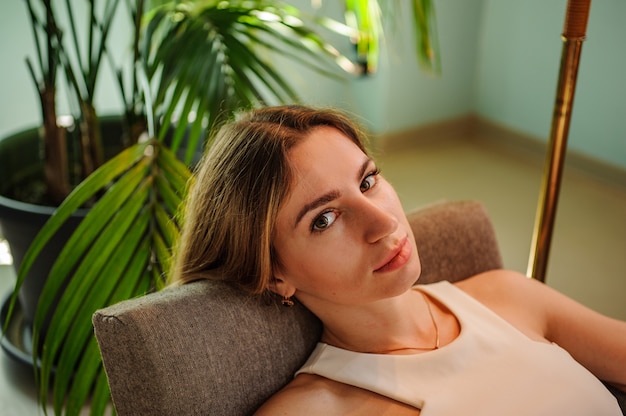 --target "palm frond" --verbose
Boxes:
[8,140,191,414]
[344,0,441,74]
[410,0,441,74]
[143,0,357,160]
